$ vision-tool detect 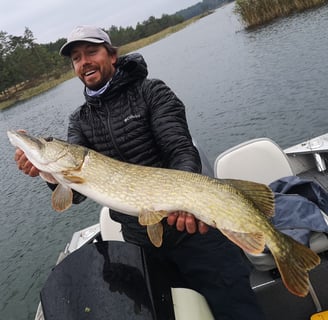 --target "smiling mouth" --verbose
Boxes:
[84,70,97,77]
